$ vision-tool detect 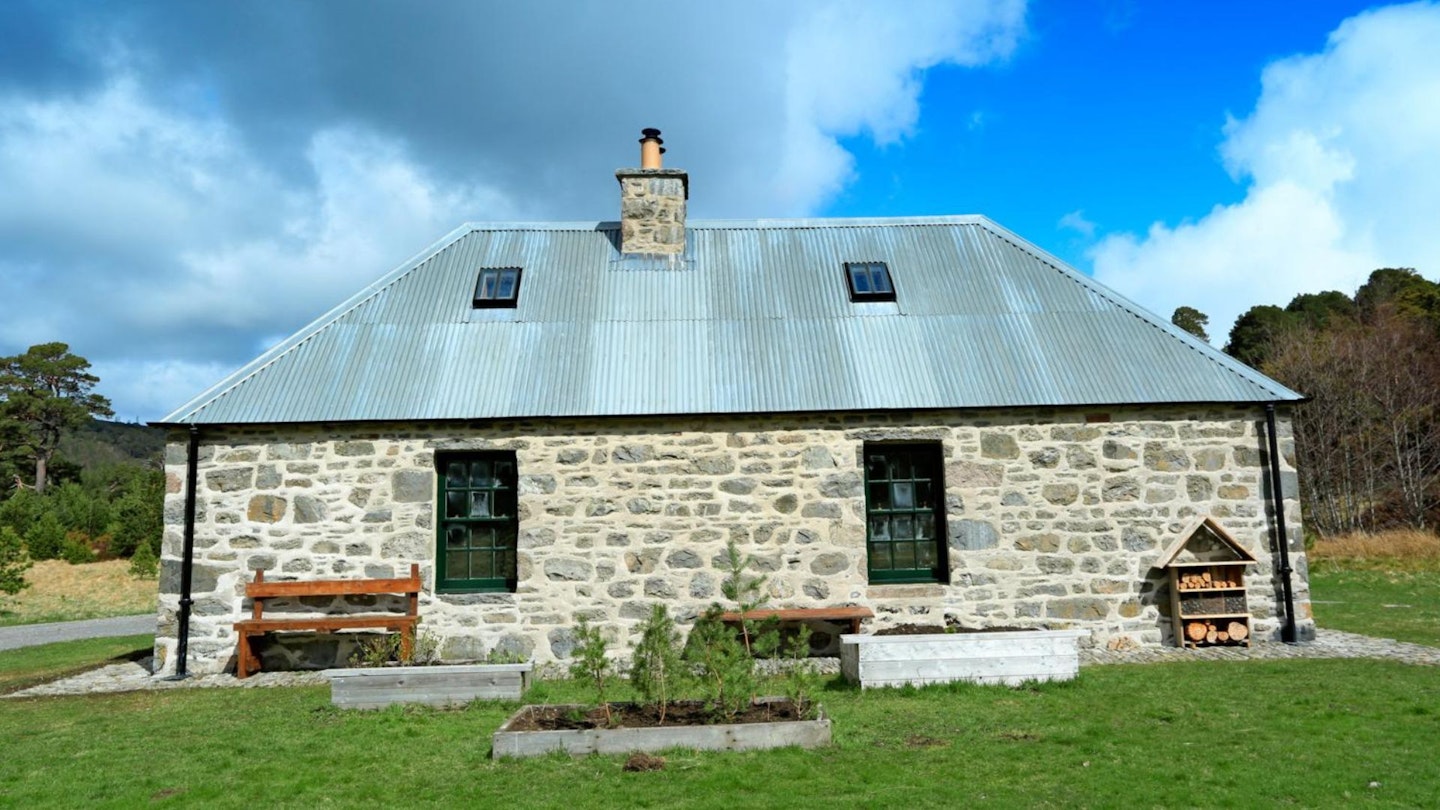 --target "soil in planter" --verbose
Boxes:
[873,623,1036,636]
[507,699,808,731]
